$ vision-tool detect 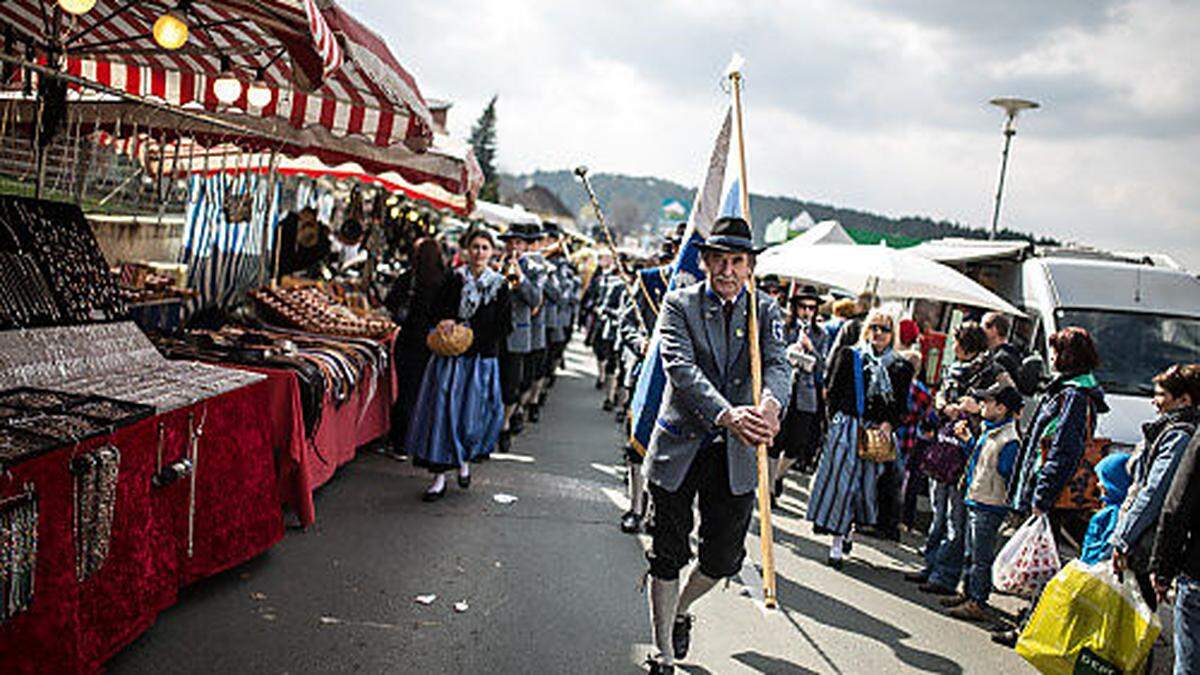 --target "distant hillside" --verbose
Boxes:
[499,169,1048,245]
